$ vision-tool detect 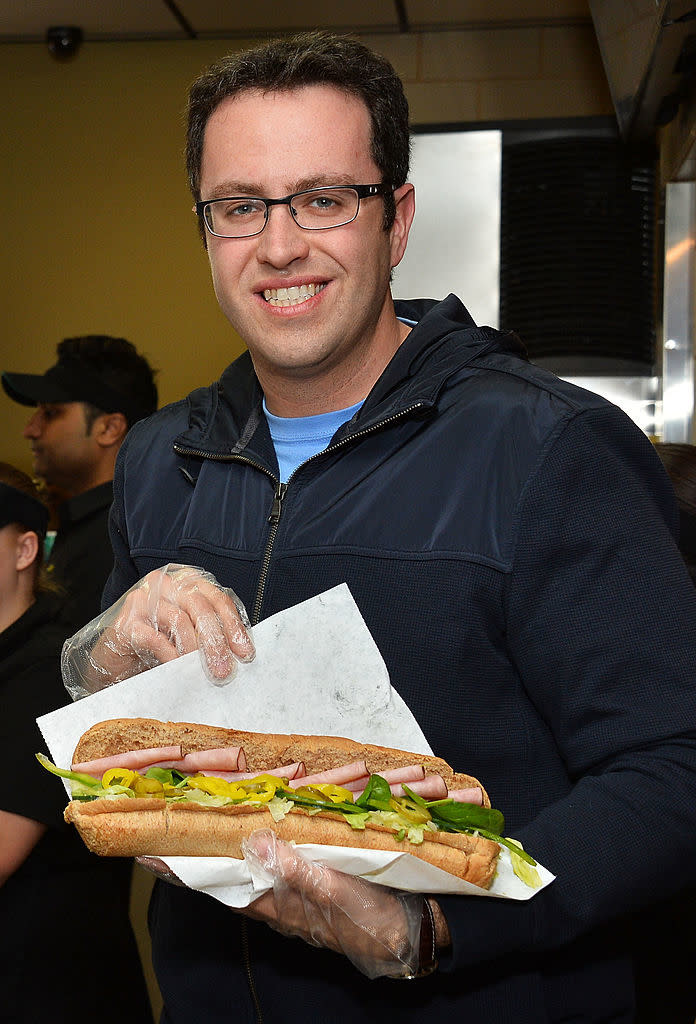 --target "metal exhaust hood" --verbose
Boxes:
[590,1,696,174]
